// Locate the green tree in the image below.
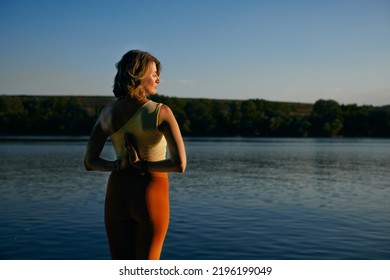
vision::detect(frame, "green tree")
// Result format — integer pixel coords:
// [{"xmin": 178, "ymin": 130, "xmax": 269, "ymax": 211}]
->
[
  {"xmin": 309, "ymin": 99, "xmax": 343, "ymax": 137},
  {"xmin": 368, "ymin": 107, "xmax": 390, "ymax": 137},
  {"xmin": 185, "ymin": 99, "xmax": 213, "ymax": 135},
  {"xmin": 241, "ymin": 100, "xmax": 258, "ymax": 136},
  {"xmin": 341, "ymin": 104, "xmax": 371, "ymax": 137},
  {"xmin": 0, "ymin": 96, "xmax": 27, "ymax": 134},
  {"xmin": 211, "ymin": 101, "xmax": 233, "ymax": 136}
]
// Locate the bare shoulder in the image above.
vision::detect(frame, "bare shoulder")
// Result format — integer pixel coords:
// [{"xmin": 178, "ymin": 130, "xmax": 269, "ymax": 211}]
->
[
  {"xmin": 158, "ymin": 104, "xmax": 174, "ymax": 120},
  {"xmin": 158, "ymin": 103, "xmax": 179, "ymax": 132},
  {"xmin": 98, "ymin": 101, "xmax": 117, "ymax": 134}
]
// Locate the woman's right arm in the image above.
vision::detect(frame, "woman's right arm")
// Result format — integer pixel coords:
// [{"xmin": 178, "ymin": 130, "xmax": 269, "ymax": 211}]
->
[
  {"xmin": 84, "ymin": 119, "xmax": 118, "ymax": 172},
  {"xmin": 84, "ymin": 104, "xmax": 131, "ymax": 172}
]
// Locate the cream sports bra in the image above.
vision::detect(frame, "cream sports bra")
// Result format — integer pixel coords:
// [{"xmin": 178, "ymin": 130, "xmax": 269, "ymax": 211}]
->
[{"xmin": 110, "ymin": 100, "xmax": 167, "ymax": 161}]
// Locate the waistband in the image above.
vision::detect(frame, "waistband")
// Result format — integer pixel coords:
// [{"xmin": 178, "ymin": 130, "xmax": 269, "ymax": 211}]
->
[{"xmin": 112, "ymin": 166, "xmax": 168, "ymax": 179}]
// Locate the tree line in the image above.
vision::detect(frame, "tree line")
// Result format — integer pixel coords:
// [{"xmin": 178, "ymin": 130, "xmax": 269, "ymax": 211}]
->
[{"xmin": 0, "ymin": 95, "xmax": 389, "ymax": 137}]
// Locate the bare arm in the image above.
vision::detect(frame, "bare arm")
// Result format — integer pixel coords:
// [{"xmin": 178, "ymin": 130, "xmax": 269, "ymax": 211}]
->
[
  {"xmin": 84, "ymin": 119, "xmax": 117, "ymax": 172},
  {"xmin": 84, "ymin": 105, "xmax": 130, "ymax": 172}
]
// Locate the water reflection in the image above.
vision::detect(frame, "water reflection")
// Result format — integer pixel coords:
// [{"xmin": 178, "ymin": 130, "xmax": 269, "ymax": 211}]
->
[{"xmin": 0, "ymin": 138, "xmax": 389, "ymax": 259}]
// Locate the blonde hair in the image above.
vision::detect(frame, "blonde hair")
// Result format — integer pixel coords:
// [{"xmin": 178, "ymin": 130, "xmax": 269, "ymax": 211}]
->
[{"xmin": 113, "ymin": 50, "xmax": 161, "ymax": 99}]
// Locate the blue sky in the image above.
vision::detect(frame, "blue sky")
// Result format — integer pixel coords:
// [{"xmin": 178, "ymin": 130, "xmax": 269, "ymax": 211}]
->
[{"xmin": 0, "ymin": 0, "xmax": 389, "ymax": 105}]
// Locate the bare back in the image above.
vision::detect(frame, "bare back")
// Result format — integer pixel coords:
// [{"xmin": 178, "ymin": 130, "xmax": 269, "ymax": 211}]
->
[{"xmin": 99, "ymin": 97, "xmax": 150, "ymax": 136}]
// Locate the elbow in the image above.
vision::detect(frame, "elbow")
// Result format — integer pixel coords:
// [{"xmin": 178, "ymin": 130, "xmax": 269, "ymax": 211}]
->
[
  {"xmin": 172, "ymin": 158, "xmax": 186, "ymax": 173},
  {"xmin": 84, "ymin": 157, "xmax": 93, "ymax": 171},
  {"xmin": 177, "ymin": 160, "xmax": 186, "ymax": 173},
  {"xmin": 177, "ymin": 165, "xmax": 185, "ymax": 173},
  {"xmin": 171, "ymin": 153, "xmax": 186, "ymax": 173}
]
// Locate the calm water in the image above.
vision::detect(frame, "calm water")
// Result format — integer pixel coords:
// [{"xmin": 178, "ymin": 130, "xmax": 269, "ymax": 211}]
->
[{"xmin": 0, "ymin": 138, "xmax": 389, "ymax": 260}]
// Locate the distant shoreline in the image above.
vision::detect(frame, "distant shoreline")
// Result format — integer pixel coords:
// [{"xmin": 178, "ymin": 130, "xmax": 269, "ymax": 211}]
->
[
  {"xmin": 0, "ymin": 135, "xmax": 90, "ymax": 142},
  {"xmin": 1, "ymin": 95, "xmax": 389, "ymax": 138},
  {"xmin": 1, "ymin": 94, "xmax": 388, "ymax": 107},
  {"xmin": 1, "ymin": 135, "xmax": 389, "ymax": 143}
]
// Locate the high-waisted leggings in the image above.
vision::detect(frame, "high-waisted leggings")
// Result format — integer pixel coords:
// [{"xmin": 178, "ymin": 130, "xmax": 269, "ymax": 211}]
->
[{"xmin": 104, "ymin": 169, "xmax": 169, "ymax": 260}]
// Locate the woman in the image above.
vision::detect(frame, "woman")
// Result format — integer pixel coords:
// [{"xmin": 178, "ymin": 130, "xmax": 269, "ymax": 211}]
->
[{"xmin": 84, "ymin": 50, "xmax": 186, "ymax": 260}]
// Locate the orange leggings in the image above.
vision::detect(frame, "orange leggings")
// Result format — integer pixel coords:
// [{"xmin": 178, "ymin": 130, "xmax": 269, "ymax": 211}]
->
[{"xmin": 104, "ymin": 170, "xmax": 169, "ymax": 260}]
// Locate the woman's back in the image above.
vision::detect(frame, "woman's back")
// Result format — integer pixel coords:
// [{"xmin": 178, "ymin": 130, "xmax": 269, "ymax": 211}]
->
[{"xmin": 110, "ymin": 100, "xmax": 167, "ymax": 161}]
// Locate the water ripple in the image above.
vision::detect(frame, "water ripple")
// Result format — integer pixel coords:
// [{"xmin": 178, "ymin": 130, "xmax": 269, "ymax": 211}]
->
[{"xmin": 1, "ymin": 139, "xmax": 389, "ymax": 259}]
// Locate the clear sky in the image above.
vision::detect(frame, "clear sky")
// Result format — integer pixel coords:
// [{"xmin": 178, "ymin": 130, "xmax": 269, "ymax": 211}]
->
[{"xmin": 0, "ymin": 0, "xmax": 389, "ymax": 105}]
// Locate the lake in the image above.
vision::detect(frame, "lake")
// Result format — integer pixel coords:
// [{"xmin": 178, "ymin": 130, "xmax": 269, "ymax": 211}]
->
[{"xmin": 0, "ymin": 137, "xmax": 389, "ymax": 259}]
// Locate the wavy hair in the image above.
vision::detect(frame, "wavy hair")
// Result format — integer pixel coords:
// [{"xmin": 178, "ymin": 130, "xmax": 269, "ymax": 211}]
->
[{"xmin": 112, "ymin": 50, "xmax": 161, "ymax": 99}]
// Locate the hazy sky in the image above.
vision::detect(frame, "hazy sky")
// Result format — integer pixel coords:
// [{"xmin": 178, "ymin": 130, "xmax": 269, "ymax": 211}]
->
[{"xmin": 1, "ymin": 0, "xmax": 389, "ymax": 105}]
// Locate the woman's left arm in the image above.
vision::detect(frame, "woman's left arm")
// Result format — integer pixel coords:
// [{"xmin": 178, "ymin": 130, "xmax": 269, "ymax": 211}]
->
[{"xmin": 158, "ymin": 104, "xmax": 187, "ymax": 173}]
